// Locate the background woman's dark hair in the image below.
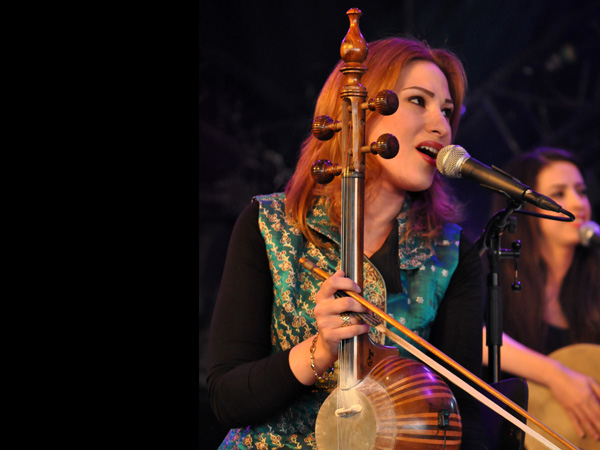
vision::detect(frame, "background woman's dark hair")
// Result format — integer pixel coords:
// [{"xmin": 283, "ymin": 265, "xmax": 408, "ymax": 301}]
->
[{"xmin": 494, "ymin": 147, "xmax": 600, "ymax": 353}]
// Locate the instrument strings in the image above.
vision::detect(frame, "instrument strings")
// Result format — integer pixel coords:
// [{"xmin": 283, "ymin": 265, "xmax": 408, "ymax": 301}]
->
[{"xmin": 337, "ymin": 339, "xmax": 355, "ymax": 448}]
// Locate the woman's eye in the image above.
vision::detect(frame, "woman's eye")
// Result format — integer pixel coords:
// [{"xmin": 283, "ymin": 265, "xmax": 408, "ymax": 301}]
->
[
  {"xmin": 408, "ymin": 96, "xmax": 425, "ymax": 107},
  {"xmin": 549, "ymin": 190, "xmax": 564, "ymax": 199},
  {"xmin": 442, "ymin": 108, "xmax": 453, "ymax": 118}
]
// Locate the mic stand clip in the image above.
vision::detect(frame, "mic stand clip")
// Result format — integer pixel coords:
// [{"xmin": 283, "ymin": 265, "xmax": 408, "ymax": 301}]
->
[{"xmin": 478, "ymin": 201, "xmax": 524, "ymax": 383}]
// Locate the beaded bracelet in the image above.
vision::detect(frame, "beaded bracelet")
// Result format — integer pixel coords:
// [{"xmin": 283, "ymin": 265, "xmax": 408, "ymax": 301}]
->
[{"xmin": 309, "ymin": 332, "xmax": 329, "ymax": 381}]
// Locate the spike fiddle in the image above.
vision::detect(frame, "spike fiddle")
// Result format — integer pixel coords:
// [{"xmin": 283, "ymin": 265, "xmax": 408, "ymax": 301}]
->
[{"xmin": 308, "ymin": 8, "xmax": 579, "ymax": 450}]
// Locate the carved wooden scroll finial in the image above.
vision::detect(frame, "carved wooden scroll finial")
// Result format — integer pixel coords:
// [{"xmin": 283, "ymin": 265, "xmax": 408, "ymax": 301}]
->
[{"xmin": 340, "ymin": 8, "xmax": 367, "ymax": 64}]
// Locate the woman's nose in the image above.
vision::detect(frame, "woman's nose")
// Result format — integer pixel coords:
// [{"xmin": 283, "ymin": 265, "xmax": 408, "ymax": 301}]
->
[
  {"xmin": 566, "ymin": 188, "xmax": 589, "ymax": 212},
  {"xmin": 428, "ymin": 110, "xmax": 451, "ymax": 138}
]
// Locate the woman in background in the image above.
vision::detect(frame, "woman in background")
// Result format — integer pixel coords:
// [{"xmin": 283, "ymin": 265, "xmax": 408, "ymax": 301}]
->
[{"xmin": 483, "ymin": 147, "xmax": 600, "ymax": 442}]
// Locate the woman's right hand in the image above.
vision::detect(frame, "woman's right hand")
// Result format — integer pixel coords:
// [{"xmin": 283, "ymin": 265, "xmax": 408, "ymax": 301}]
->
[
  {"xmin": 288, "ymin": 270, "xmax": 370, "ymax": 386},
  {"xmin": 547, "ymin": 361, "xmax": 600, "ymax": 441},
  {"xmin": 312, "ymin": 270, "xmax": 371, "ymax": 363}
]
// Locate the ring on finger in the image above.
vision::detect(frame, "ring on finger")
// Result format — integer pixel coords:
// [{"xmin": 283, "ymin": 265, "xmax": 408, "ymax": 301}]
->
[{"xmin": 340, "ymin": 313, "xmax": 352, "ymax": 327}]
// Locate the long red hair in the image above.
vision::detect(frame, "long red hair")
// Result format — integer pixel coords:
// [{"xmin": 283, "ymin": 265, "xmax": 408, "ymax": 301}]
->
[{"xmin": 285, "ymin": 37, "xmax": 468, "ymax": 246}]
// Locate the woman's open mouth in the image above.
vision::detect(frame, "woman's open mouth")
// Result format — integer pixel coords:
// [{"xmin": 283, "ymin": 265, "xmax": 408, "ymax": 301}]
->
[{"xmin": 416, "ymin": 146, "xmax": 440, "ymax": 159}]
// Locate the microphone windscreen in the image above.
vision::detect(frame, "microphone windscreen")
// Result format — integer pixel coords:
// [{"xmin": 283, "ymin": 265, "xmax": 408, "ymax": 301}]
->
[
  {"xmin": 579, "ymin": 220, "xmax": 600, "ymax": 247},
  {"xmin": 437, "ymin": 145, "xmax": 468, "ymax": 178}
]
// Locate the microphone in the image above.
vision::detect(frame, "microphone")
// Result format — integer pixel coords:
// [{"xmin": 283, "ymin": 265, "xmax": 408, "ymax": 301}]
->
[
  {"xmin": 580, "ymin": 221, "xmax": 600, "ymax": 247},
  {"xmin": 436, "ymin": 145, "xmax": 563, "ymax": 213}
]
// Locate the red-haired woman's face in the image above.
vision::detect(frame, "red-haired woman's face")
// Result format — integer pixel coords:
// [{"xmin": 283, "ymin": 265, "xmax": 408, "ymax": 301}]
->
[
  {"xmin": 367, "ymin": 60, "xmax": 453, "ymax": 197},
  {"xmin": 536, "ymin": 161, "xmax": 591, "ymax": 247}
]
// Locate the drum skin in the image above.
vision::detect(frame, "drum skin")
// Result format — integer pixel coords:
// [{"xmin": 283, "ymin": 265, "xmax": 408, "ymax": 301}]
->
[
  {"xmin": 316, "ymin": 356, "xmax": 462, "ymax": 450},
  {"xmin": 525, "ymin": 344, "xmax": 600, "ymax": 450}
]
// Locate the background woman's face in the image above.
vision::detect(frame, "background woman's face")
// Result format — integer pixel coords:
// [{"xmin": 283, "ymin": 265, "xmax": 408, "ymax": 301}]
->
[{"xmin": 536, "ymin": 161, "xmax": 591, "ymax": 247}]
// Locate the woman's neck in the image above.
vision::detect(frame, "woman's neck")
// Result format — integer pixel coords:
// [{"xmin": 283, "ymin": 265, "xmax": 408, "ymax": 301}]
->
[
  {"xmin": 539, "ymin": 241, "xmax": 575, "ymax": 328},
  {"xmin": 539, "ymin": 241, "xmax": 575, "ymax": 283},
  {"xmin": 363, "ymin": 189, "xmax": 405, "ymax": 257}
]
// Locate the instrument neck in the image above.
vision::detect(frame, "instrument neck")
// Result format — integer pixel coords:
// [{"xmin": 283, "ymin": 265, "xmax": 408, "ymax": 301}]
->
[{"xmin": 339, "ymin": 170, "xmax": 366, "ymax": 389}]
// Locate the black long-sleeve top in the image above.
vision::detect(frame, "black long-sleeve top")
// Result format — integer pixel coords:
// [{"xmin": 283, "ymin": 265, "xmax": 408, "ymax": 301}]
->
[{"xmin": 207, "ymin": 200, "xmax": 489, "ymax": 448}]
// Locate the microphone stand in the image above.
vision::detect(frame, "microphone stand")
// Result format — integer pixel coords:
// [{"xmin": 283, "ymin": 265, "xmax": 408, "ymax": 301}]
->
[{"xmin": 477, "ymin": 201, "xmax": 523, "ymax": 382}]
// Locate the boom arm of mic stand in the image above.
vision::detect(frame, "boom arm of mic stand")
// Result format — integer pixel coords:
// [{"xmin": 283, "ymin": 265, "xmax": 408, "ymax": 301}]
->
[{"xmin": 477, "ymin": 203, "xmax": 523, "ymax": 382}]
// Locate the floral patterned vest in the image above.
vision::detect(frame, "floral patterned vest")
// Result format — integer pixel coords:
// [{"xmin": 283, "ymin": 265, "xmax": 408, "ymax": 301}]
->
[{"xmin": 219, "ymin": 192, "xmax": 461, "ymax": 449}]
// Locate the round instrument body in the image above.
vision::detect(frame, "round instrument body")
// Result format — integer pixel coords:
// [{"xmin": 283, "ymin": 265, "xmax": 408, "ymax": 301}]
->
[
  {"xmin": 525, "ymin": 344, "xmax": 600, "ymax": 450},
  {"xmin": 316, "ymin": 356, "xmax": 462, "ymax": 450}
]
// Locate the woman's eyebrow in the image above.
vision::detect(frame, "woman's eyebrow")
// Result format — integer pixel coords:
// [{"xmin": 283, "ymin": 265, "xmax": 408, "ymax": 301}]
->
[
  {"xmin": 546, "ymin": 181, "xmax": 586, "ymax": 190},
  {"xmin": 402, "ymin": 86, "xmax": 453, "ymax": 104}
]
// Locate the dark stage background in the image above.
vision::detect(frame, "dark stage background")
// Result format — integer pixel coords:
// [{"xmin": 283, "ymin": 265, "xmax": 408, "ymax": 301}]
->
[{"xmin": 199, "ymin": 1, "xmax": 600, "ymax": 447}]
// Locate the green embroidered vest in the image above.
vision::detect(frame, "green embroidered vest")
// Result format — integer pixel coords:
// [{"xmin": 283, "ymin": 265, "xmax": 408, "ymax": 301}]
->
[{"xmin": 219, "ymin": 192, "xmax": 461, "ymax": 449}]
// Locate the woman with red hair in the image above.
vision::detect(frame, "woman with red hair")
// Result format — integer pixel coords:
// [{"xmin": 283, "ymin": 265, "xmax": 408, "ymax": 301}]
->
[{"xmin": 208, "ymin": 37, "xmax": 489, "ymax": 449}]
